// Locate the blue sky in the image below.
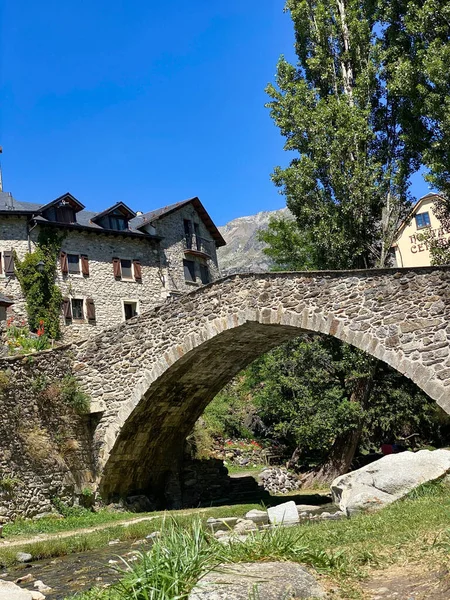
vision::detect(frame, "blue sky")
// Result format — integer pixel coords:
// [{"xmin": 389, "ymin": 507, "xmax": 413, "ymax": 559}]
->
[{"xmin": 0, "ymin": 1, "xmax": 431, "ymax": 226}]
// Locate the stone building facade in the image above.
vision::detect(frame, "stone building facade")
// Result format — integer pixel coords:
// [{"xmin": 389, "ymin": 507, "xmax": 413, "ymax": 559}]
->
[{"xmin": 0, "ymin": 191, "xmax": 225, "ymax": 340}]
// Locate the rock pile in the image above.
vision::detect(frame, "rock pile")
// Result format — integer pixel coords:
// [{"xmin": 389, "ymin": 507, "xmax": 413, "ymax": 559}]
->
[{"xmin": 258, "ymin": 467, "xmax": 301, "ymax": 494}]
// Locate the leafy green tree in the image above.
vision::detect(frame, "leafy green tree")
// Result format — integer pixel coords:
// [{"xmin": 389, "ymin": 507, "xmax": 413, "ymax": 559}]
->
[{"xmin": 265, "ymin": 0, "xmax": 424, "ymax": 270}]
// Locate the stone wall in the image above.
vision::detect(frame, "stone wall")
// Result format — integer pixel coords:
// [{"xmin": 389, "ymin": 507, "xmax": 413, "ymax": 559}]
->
[
  {"xmin": 0, "ymin": 348, "xmax": 95, "ymax": 520},
  {"xmin": 56, "ymin": 229, "xmax": 165, "ymax": 341},
  {"xmin": 156, "ymin": 203, "xmax": 220, "ymax": 294}
]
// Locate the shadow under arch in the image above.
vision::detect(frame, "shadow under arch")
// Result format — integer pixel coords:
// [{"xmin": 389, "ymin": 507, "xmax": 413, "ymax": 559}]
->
[{"xmin": 97, "ymin": 302, "xmax": 444, "ymax": 501}]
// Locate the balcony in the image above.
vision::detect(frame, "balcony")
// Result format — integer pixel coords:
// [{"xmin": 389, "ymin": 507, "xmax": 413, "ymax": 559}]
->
[{"xmin": 184, "ymin": 234, "xmax": 214, "ymax": 258}]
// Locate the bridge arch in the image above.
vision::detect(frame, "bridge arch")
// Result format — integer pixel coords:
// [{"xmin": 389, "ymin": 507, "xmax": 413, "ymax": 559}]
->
[{"xmin": 73, "ymin": 268, "xmax": 450, "ymax": 500}]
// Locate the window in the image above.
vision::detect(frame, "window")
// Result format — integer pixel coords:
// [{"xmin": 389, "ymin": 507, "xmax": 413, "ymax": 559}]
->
[
  {"xmin": 184, "ymin": 219, "xmax": 193, "ymax": 249},
  {"xmin": 120, "ymin": 259, "xmax": 133, "ymax": 279},
  {"xmin": 415, "ymin": 212, "xmax": 431, "ymax": 229},
  {"xmin": 123, "ymin": 301, "xmax": 138, "ymax": 321},
  {"xmin": 71, "ymin": 298, "xmax": 84, "ymax": 320},
  {"xmin": 55, "ymin": 205, "xmax": 75, "ymax": 223},
  {"xmin": 109, "ymin": 215, "xmax": 128, "ymax": 231},
  {"xmin": 183, "ymin": 259, "xmax": 196, "ymax": 282},
  {"xmin": 67, "ymin": 253, "xmax": 80, "ymax": 275},
  {"xmin": 200, "ymin": 264, "xmax": 210, "ymax": 284}
]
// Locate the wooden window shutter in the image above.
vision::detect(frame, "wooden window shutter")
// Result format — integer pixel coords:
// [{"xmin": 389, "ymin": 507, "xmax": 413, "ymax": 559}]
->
[
  {"xmin": 133, "ymin": 259, "xmax": 142, "ymax": 282},
  {"xmin": 62, "ymin": 297, "xmax": 72, "ymax": 319},
  {"xmin": 3, "ymin": 251, "xmax": 14, "ymax": 277},
  {"xmin": 0, "ymin": 252, "xmax": 3, "ymax": 276},
  {"xmin": 81, "ymin": 255, "xmax": 90, "ymax": 276},
  {"xmin": 112, "ymin": 257, "xmax": 121, "ymax": 279},
  {"xmin": 60, "ymin": 251, "xmax": 68, "ymax": 275},
  {"xmin": 86, "ymin": 298, "xmax": 96, "ymax": 322}
]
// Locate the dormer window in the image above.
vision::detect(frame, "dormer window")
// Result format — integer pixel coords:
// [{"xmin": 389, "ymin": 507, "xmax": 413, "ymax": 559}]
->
[
  {"xmin": 92, "ymin": 202, "xmax": 136, "ymax": 232},
  {"xmin": 55, "ymin": 202, "xmax": 75, "ymax": 224},
  {"xmin": 40, "ymin": 193, "xmax": 85, "ymax": 225},
  {"xmin": 108, "ymin": 212, "xmax": 128, "ymax": 231}
]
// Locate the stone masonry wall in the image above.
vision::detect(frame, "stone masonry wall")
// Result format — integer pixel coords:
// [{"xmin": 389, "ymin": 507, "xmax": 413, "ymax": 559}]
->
[
  {"xmin": 0, "ymin": 216, "xmax": 34, "ymax": 320},
  {"xmin": 56, "ymin": 229, "xmax": 165, "ymax": 341},
  {"xmin": 156, "ymin": 203, "xmax": 220, "ymax": 294},
  {"xmin": 0, "ymin": 348, "xmax": 95, "ymax": 519}
]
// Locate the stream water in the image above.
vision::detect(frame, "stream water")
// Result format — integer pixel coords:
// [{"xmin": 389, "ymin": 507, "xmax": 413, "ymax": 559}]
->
[{"xmin": 3, "ymin": 538, "xmax": 148, "ymax": 599}]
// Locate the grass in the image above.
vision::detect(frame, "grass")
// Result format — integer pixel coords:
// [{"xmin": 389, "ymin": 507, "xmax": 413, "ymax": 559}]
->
[
  {"xmin": 63, "ymin": 480, "xmax": 450, "ymax": 600},
  {"xmin": 0, "ymin": 504, "xmax": 260, "ymax": 567}
]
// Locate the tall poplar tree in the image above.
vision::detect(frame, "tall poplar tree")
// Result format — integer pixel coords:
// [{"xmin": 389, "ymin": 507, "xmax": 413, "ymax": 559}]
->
[
  {"xmin": 265, "ymin": 0, "xmax": 424, "ymax": 269},
  {"xmin": 261, "ymin": 0, "xmax": 430, "ymax": 482}
]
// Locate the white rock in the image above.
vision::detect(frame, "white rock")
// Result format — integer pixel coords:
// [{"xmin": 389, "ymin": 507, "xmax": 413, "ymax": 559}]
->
[
  {"xmin": 244, "ymin": 509, "xmax": 269, "ymax": 525},
  {"xmin": 33, "ymin": 581, "xmax": 51, "ymax": 594},
  {"xmin": 31, "ymin": 593, "xmax": 46, "ymax": 600},
  {"xmin": 233, "ymin": 519, "xmax": 257, "ymax": 534},
  {"xmin": 331, "ymin": 449, "xmax": 450, "ymax": 516},
  {"xmin": 0, "ymin": 579, "xmax": 33, "ymax": 600},
  {"xmin": 267, "ymin": 501, "xmax": 299, "ymax": 525}
]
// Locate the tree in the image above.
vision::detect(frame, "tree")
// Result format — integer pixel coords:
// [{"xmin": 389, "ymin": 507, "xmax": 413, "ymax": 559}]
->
[
  {"xmin": 259, "ymin": 0, "xmax": 438, "ymax": 482},
  {"xmin": 265, "ymin": 0, "xmax": 425, "ymax": 271}
]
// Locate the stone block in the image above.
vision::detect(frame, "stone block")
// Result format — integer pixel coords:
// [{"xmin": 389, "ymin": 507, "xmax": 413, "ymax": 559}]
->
[{"xmin": 267, "ymin": 501, "xmax": 299, "ymax": 525}]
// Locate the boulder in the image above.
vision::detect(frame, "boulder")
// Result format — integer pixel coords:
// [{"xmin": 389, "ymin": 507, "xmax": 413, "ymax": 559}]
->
[
  {"xmin": 332, "ymin": 449, "xmax": 450, "ymax": 516},
  {"xmin": 0, "ymin": 580, "xmax": 33, "ymax": 600},
  {"xmin": 244, "ymin": 509, "xmax": 269, "ymax": 525},
  {"xmin": 189, "ymin": 562, "xmax": 326, "ymax": 599},
  {"xmin": 233, "ymin": 519, "xmax": 257, "ymax": 535},
  {"xmin": 206, "ymin": 517, "xmax": 238, "ymax": 533},
  {"xmin": 267, "ymin": 501, "xmax": 299, "ymax": 525},
  {"xmin": 16, "ymin": 553, "xmax": 32, "ymax": 564}
]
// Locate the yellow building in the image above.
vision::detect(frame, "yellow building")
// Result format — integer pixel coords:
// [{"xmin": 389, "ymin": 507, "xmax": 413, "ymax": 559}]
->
[{"xmin": 392, "ymin": 193, "xmax": 450, "ymax": 267}]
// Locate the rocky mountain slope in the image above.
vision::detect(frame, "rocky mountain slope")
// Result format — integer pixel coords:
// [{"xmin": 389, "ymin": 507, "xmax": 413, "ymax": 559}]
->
[{"xmin": 217, "ymin": 207, "xmax": 291, "ymax": 274}]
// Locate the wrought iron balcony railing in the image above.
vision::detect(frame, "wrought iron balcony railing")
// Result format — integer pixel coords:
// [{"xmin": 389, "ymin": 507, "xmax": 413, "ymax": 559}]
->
[{"xmin": 184, "ymin": 234, "xmax": 214, "ymax": 256}]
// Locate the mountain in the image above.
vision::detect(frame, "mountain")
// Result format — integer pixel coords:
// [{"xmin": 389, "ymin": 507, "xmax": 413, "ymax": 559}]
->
[{"xmin": 217, "ymin": 207, "xmax": 291, "ymax": 274}]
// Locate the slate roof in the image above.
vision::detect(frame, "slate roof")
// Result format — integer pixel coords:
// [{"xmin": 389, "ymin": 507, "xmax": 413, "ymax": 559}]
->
[{"xmin": 0, "ymin": 192, "xmax": 226, "ymax": 246}]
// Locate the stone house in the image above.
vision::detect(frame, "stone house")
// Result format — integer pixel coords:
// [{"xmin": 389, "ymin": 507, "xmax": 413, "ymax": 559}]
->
[{"xmin": 0, "ymin": 190, "xmax": 225, "ymax": 339}]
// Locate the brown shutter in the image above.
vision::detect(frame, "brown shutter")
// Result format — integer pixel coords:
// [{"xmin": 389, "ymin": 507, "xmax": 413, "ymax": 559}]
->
[
  {"xmin": 112, "ymin": 257, "xmax": 121, "ymax": 279},
  {"xmin": 3, "ymin": 251, "xmax": 14, "ymax": 276},
  {"xmin": 0, "ymin": 252, "xmax": 3, "ymax": 276},
  {"xmin": 86, "ymin": 298, "xmax": 96, "ymax": 322},
  {"xmin": 62, "ymin": 297, "xmax": 72, "ymax": 319},
  {"xmin": 133, "ymin": 259, "xmax": 142, "ymax": 282},
  {"xmin": 60, "ymin": 251, "xmax": 68, "ymax": 275},
  {"xmin": 81, "ymin": 255, "xmax": 89, "ymax": 276}
]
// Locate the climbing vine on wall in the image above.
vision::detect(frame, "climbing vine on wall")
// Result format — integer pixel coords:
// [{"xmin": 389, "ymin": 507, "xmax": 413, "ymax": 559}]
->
[{"xmin": 15, "ymin": 228, "xmax": 65, "ymax": 339}]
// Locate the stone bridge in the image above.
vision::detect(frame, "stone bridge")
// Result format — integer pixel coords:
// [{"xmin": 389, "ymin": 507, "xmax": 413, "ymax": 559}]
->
[{"xmin": 71, "ymin": 266, "xmax": 450, "ymax": 502}]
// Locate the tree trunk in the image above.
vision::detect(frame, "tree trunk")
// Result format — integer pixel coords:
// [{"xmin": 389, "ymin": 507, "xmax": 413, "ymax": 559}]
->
[{"xmin": 300, "ymin": 366, "xmax": 377, "ymax": 487}]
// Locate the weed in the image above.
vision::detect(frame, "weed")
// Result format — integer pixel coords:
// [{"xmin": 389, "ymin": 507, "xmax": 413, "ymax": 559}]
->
[
  {"xmin": 0, "ymin": 475, "xmax": 22, "ymax": 493},
  {"xmin": 60, "ymin": 375, "xmax": 90, "ymax": 414}
]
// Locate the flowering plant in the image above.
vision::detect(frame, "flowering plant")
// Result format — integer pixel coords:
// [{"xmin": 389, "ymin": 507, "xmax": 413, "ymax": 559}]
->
[{"xmin": 5, "ymin": 316, "xmax": 51, "ymax": 354}]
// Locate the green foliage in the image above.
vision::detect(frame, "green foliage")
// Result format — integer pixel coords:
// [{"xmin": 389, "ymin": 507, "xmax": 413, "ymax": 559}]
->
[
  {"xmin": 206, "ymin": 336, "xmax": 450, "ymax": 469},
  {"xmin": 5, "ymin": 321, "xmax": 51, "ymax": 354},
  {"xmin": 0, "ymin": 475, "xmax": 22, "ymax": 493},
  {"xmin": 203, "ymin": 378, "xmax": 256, "ymax": 439},
  {"xmin": 265, "ymin": 1, "xmax": 429, "ymax": 271},
  {"xmin": 52, "ymin": 497, "xmax": 93, "ymax": 518},
  {"xmin": 60, "ymin": 375, "xmax": 90, "ymax": 414},
  {"xmin": 15, "ymin": 228, "xmax": 65, "ymax": 339}
]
